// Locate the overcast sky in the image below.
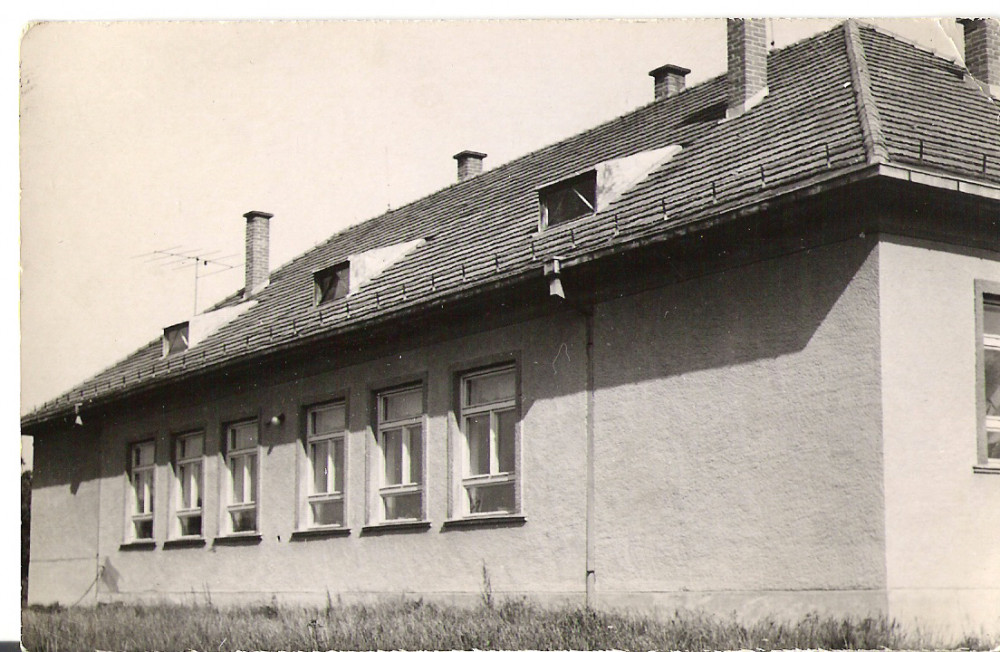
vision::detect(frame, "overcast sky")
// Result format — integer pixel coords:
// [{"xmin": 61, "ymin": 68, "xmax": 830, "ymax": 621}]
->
[{"xmin": 18, "ymin": 17, "xmax": 968, "ymax": 418}]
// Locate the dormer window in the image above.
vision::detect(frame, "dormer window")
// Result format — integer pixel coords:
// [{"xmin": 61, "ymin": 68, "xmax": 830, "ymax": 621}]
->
[
  {"xmin": 540, "ymin": 170, "xmax": 597, "ymax": 228},
  {"xmin": 315, "ymin": 262, "xmax": 350, "ymax": 305},
  {"xmin": 163, "ymin": 322, "xmax": 189, "ymax": 356}
]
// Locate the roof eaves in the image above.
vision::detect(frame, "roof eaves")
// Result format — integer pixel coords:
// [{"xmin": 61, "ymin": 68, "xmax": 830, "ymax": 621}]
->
[{"xmin": 844, "ymin": 19, "xmax": 890, "ymax": 165}]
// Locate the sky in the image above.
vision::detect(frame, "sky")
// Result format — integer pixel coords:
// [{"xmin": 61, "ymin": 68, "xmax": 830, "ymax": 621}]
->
[{"xmin": 6, "ymin": 4, "xmax": 992, "ymax": 642}]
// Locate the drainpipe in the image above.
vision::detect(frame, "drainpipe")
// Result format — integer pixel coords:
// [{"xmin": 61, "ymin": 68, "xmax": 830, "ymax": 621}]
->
[{"xmin": 544, "ymin": 258, "xmax": 596, "ymax": 608}]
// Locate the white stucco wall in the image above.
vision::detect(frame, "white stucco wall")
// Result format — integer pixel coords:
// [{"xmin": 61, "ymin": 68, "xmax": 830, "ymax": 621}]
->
[
  {"xmin": 592, "ymin": 237, "xmax": 887, "ymax": 620},
  {"xmin": 878, "ymin": 236, "xmax": 1000, "ymax": 636}
]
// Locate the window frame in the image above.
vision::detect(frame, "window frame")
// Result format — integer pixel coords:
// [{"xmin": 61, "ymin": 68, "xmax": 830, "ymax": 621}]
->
[
  {"xmin": 314, "ymin": 262, "xmax": 351, "ymax": 306},
  {"xmin": 163, "ymin": 322, "xmax": 190, "ymax": 356},
  {"xmin": 304, "ymin": 400, "xmax": 348, "ymax": 529},
  {"xmin": 976, "ymin": 280, "xmax": 1000, "ymax": 470},
  {"xmin": 126, "ymin": 439, "xmax": 156, "ymax": 542},
  {"xmin": 171, "ymin": 430, "xmax": 204, "ymax": 539},
  {"xmin": 373, "ymin": 384, "xmax": 426, "ymax": 523},
  {"xmin": 456, "ymin": 363, "xmax": 521, "ymax": 518},
  {"xmin": 223, "ymin": 419, "xmax": 260, "ymax": 534},
  {"xmin": 539, "ymin": 169, "xmax": 597, "ymax": 230}
]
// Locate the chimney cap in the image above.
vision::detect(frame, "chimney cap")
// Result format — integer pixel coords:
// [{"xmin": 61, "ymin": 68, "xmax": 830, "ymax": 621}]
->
[
  {"xmin": 648, "ymin": 64, "xmax": 691, "ymax": 78},
  {"xmin": 243, "ymin": 210, "xmax": 274, "ymax": 220},
  {"xmin": 453, "ymin": 150, "xmax": 487, "ymax": 161}
]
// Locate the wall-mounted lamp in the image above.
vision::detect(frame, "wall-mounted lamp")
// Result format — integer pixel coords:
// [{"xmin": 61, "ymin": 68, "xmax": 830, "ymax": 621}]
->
[
  {"xmin": 544, "ymin": 257, "xmax": 565, "ymax": 299},
  {"xmin": 269, "ymin": 413, "xmax": 285, "ymax": 427},
  {"xmin": 74, "ymin": 403, "xmax": 83, "ymax": 427}
]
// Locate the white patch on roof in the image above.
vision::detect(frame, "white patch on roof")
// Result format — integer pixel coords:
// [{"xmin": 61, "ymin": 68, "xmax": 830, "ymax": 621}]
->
[
  {"xmin": 594, "ymin": 145, "xmax": 683, "ymax": 211},
  {"xmin": 188, "ymin": 300, "xmax": 257, "ymax": 348},
  {"xmin": 348, "ymin": 238, "xmax": 426, "ymax": 293}
]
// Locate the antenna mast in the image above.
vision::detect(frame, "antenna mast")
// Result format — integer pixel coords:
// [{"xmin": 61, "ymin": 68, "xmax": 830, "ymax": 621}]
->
[{"xmin": 135, "ymin": 248, "xmax": 239, "ymax": 315}]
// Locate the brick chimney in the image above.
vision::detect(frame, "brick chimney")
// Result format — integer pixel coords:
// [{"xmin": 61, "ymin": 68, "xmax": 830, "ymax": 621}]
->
[
  {"xmin": 959, "ymin": 18, "xmax": 1000, "ymax": 96},
  {"xmin": 243, "ymin": 211, "xmax": 272, "ymax": 297},
  {"xmin": 453, "ymin": 150, "xmax": 487, "ymax": 182},
  {"xmin": 726, "ymin": 18, "xmax": 769, "ymax": 119},
  {"xmin": 648, "ymin": 64, "xmax": 691, "ymax": 100}
]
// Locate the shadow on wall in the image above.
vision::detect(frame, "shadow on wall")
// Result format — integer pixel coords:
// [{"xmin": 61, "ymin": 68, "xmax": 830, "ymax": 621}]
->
[{"xmin": 591, "ymin": 237, "xmax": 874, "ymax": 390}]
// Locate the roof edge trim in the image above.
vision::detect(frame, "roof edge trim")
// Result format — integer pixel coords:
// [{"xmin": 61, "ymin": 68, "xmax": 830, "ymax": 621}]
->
[
  {"xmin": 844, "ymin": 19, "xmax": 889, "ymax": 165},
  {"xmin": 877, "ymin": 163, "xmax": 1000, "ymax": 200}
]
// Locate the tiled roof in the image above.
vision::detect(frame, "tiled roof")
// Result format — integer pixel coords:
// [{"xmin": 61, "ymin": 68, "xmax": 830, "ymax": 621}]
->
[{"xmin": 22, "ymin": 21, "xmax": 1000, "ymax": 429}]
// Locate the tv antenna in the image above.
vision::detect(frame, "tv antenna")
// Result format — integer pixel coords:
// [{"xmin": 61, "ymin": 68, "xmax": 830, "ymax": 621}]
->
[{"xmin": 134, "ymin": 247, "xmax": 240, "ymax": 315}]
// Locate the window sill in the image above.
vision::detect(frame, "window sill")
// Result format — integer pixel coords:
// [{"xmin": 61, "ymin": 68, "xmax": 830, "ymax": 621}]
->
[
  {"xmin": 213, "ymin": 533, "xmax": 262, "ymax": 546},
  {"xmin": 973, "ymin": 464, "xmax": 1000, "ymax": 475},
  {"xmin": 360, "ymin": 520, "xmax": 431, "ymax": 536},
  {"xmin": 442, "ymin": 514, "xmax": 526, "ymax": 530},
  {"xmin": 119, "ymin": 541, "xmax": 156, "ymax": 551},
  {"xmin": 290, "ymin": 527, "xmax": 351, "ymax": 541},
  {"xmin": 163, "ymin": 537, "xmax": 206, "ymax": 549}
]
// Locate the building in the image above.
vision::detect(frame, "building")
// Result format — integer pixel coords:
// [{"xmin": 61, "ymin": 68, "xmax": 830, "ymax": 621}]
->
[{"xmin": 21, "ymin": 19, "xmax": 1000, "ymax": 634}]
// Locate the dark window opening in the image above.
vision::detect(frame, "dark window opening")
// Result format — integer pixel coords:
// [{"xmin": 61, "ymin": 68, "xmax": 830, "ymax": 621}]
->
[
  {"xmin": 163, "ymin": 323, "xmax": 189, "ymax": 356},
  {"xmin": 540, "ymin": 170, "xmax": 597, "ymax": 228},
  {"xmin": 315, "ymin": 263, "xmax": 350, "ymax": 305},
  {"xmin": 682, "ymin": 101, "xmax": 727, "ymax": 125}
]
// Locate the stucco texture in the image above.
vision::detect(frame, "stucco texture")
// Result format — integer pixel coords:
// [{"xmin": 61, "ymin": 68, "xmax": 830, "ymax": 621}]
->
[
  {"xmin": 592, "ymin": 237, "xmax": 887, "ymax": 619},
  {"xmin": 878, "ymin": 236, "xmax": 1000, "ymax": 635}
]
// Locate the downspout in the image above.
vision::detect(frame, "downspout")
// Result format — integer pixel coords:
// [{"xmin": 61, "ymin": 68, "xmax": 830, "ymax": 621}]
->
[{"xmin": 544, "ymin": 258, "xmax": 596, "ymax": 608}]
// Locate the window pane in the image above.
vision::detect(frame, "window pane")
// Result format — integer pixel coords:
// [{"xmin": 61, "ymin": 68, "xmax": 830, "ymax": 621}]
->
[
  {"xmin": 467, "ymin": 481, "xmax": 515, "ymax": 514},
  {"xmin": 985, "ymin": 302, "xmax": 1000, "ymax": 335},
  {"xmin": 383, "ymin": 492, "xmax": 421, "ymax": 520},
  {"xmin": 231, "ymin": 509, "xmax": 256, "ymax": 533},
  {"xmin": 332, "ymin": 438, "xmax": 344, "ymax": 493},
  {"xmin": 179, "ymin": 514, "xmax": 202, "ymax": 537},
  {"xmin": 985, "ymin": 348, "xmax": 1000, "ymax": 418},
  {"xmin": 543, "ymin": 174, "xmax": 596, "ymax": 227},
  {"xmin": 180, "ymin": 462, "xmax": 201, "ymax": 509},
  {"xmin": 497, "ymin": 409, "xmax": 516, "ymax": 474},
  {"xmin": 383, "ymin": 388, "xmax": 422, "ymax": 421},
  {"xmin": 134, "ymin": 442, "xmax": 154, "ymax": 467},
  {"xmin": 248, "ymin": 455, "xmax": 257, "ymax": 503},
  {"xmin": 179, "ymin": 434, "xmax": 203, "ymax": 459},
  {"xmin": 230, "ymin": 423, "xmax": 257, "ymax": 451},
  {"xmin": 135, "ymin": 469, "xmax": 153, "ymax": 514},
  {"xmin": 467, "ymin": 415, "xmax": 490, "ymax": 475},
  {"xmin": 311, "ymin": 499, "xmax": 343, "ymax": 527},
  {"xmin": 466, "ymin": 370, "xmax": 515, "ymax": 406},
  {"xmin": 384, "ymin": 429, "xmax": 402, "ymax": 485},
  {"xmin": 408, "ymin": 426, "xmax": 422, "ymax": 484},
  {"xmin": 311, "ymin": 404, "xmax": 345, "ymax": 434},
  {"xmin": 134, "ymin": 518, "xmax": 153, "ymax": 540},
  {"xmin": 311, "ymin": 440, "xmax": 330, "ymax": 494},
  {"xmin": 989, "ymin": 430, "xmax": 1000, "ymax": 460},
  {"xmin": 231, "ymin": 457, "xmax": 245, "ymax": 503}
]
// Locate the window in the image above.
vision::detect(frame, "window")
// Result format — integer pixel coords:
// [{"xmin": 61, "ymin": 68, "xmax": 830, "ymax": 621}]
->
[
  {"xmin": 540, "ymin": 170, "xmax": 596, "ymax": 228},
  {"xmin": 225, "ymin": 421, "xmax": 258, "ymax": 533},
  {"xmin": 306, "ymin": 402, "xmax": 347, "ymax": 527},
  {"xmin": 128, "ymin": 441, "xmax": 155, "ymax": 541},
  {"xmin": 459, "ymin": 366, "xmax": 518, "ymax": 515},
  {"xmin": 982, "ymin": 294, "xmax": 1000, "ymax": 463},
  {"xmin": 315, "ymin": 262, "xmax": 350, "ymax": 305},
  {"xmin": 173, "ymin": 432, "xmax": 203, "ymax": 537},
  {"xmin": 163, "ymin": 322, "xmax": 189, "ymax": 356},
  {"xmin": 376, "ymin": 386, "xmax": 424, "ymax": 521}
]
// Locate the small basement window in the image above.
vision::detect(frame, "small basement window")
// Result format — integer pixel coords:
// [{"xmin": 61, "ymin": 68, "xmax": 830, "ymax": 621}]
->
[
  {"xmin": 540, "ymin": 170, "xmax": 596, "ymax": 228},
  {"xmin": 163, "ymin": 322, "xmax": 189, "ymax": 356},
  {"xmin": 315, "ymin": 262, "xmax": 350, "ymax": 305}
]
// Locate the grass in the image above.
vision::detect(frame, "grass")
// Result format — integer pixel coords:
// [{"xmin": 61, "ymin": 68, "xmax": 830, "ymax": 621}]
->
[{"xmin": 21, "ymin": 597, "xmax": 999, "ymax": 651}]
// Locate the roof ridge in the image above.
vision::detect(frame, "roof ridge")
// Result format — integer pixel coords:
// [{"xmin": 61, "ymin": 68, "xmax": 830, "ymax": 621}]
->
[{"xmin": 843, "ymin": 19, "xmax": 889, "ymax": 165}]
